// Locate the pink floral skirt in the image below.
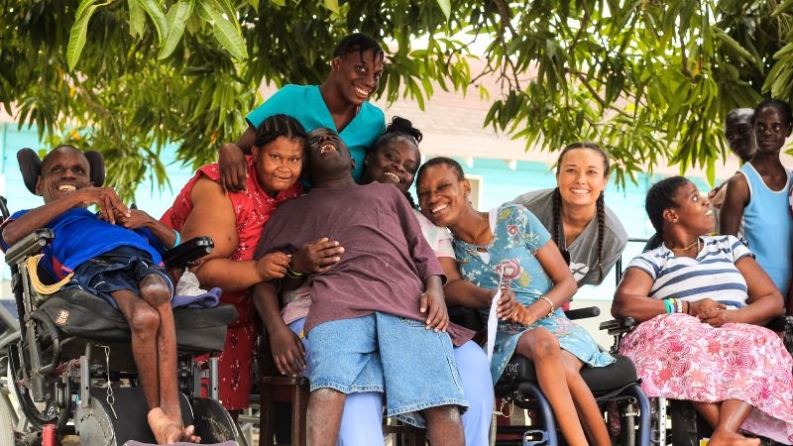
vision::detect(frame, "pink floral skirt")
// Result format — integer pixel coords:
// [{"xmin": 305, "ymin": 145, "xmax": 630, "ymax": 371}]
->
[{"xmin": 620, "ymin": 313, "xmax": 793, "ymax": 444}]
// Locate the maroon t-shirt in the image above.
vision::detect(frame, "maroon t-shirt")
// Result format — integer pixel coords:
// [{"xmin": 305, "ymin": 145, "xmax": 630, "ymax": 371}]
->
[{"xmin": 256, "ymin": 182, "xmax": 473, "ymax": 345}]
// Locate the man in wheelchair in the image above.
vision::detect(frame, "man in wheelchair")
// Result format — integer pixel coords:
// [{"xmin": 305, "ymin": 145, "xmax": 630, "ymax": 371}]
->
[{"xmin": 1, "ymin": 145, "xmax": 198, "ymax": 444}]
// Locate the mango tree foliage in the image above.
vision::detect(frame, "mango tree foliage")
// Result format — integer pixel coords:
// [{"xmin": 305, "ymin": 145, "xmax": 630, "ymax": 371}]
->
[{"xmin": 1, "ymin": 0, "xmax": 792, "ymax": 199}]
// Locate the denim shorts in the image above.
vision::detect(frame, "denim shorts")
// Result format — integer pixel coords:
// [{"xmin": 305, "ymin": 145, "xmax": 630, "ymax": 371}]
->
[
  {"xmin": 307, "ymin": 312, "xmax": 468, "ymax": 427},
  {"xmin": 67, "ymin": 246, "xmax": 173, "ymax": 309}
]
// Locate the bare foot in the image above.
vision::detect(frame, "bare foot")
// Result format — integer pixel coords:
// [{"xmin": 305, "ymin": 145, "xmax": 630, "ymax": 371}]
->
[
  {"xmin": 707, "ymin": 429, "xmax": 761, "ymax": 446},
  {"xmin": 181, "ymin": 424, "xmax": 201, "ymax": 444},
  {"xmin": 148, "ymin": 408, "xmax": 200, "ymax": 444}
]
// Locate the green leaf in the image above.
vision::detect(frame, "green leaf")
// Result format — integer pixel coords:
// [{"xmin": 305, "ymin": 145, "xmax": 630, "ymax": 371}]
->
[
  {"xmin": 159, "ymin": 0, "xmax": 195, "ymax": 59},
  {"xmin": 67, "ymin": 0, "xmax": 104, "ymax": 70},
  {"xmin": 207, "ymin": 0, "xmax": 242, "ymax": 33},
  {"xmin": 436, "ymin": 0, "xmax": 451, "ymax": 20},
  {"xmin": 128, "ymin": 0, "xmax": 146, "ymax": 38},
  {"xmin": 713, "ymin": 27, "xmax": 754, "ymax": 62},
  {"xmin": 195, "ymin": 0, "xmax": 213, "ymax": 21},
  {"xmin": 323, "ymin": 0, "xmax": 340, "ymax": 14},
  {"xmin": 210, "ymin": 16, "xmax": 247, "ymax": 60},
  {"xmin": 771, "ymin": 0, "xmax": 793, "ymax": 17},
  {"xmin": 137, "ymin": 0, "xmax": 169, "ymax": 43}
]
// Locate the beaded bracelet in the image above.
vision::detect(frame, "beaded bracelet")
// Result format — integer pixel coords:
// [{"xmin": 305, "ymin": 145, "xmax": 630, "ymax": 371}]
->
[{"xmin": 675, "ymin": 299, "xmax": 684, "ymax": 314}]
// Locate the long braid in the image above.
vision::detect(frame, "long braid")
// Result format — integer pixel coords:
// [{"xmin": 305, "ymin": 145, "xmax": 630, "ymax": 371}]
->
[
  {"xmin": 552, "ymin": 187, "xmax": 563, "ymax": 249},
  {"xmin": 595, "ymin": 191, "xmax": 606, "ymax": 283}
]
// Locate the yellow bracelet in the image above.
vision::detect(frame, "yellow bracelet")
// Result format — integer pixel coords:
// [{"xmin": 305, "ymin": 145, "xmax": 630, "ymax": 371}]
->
[{"xmin": 541, "ymin": 296, "xmax": 554, "ymax": 318}]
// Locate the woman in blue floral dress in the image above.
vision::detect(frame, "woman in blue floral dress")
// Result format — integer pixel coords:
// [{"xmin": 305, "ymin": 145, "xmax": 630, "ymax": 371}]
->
[{"xmin": 416, "ymin": 157, "xmax": 615, "ymax": 446}]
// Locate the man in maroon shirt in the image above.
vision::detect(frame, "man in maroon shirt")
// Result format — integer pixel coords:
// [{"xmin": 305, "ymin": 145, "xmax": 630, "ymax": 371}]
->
[{"xmin": 255, "ymin": 128, "xmax": 470, "ymax": 446}]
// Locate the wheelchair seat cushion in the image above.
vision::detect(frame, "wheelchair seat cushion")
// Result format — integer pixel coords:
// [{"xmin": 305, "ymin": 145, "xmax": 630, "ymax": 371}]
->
[
  {"xmin": 495, "ymin": 353, "xmax": 638, "ymax": 397},
  {"xmin": 34, "ymin": 288, "xmax": 237, "ymax": 352}
]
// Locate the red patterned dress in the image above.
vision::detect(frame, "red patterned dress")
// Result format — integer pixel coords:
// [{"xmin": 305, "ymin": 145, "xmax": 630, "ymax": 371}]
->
[{"xmin": 161, "ymin": 156, "xmax": 301, "ymax": 410}]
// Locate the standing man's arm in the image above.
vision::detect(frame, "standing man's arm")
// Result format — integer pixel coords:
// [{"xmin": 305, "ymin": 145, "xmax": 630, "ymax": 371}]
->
[{"xmin": 719, "ymin": 173, "xmax": 750, "ymax": 236}]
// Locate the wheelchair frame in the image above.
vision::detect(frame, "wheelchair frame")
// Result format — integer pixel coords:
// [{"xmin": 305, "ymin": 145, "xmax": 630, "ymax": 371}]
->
[{"xmin": 0, "ymin": 196, "xmax": 244, "ymax": 446}]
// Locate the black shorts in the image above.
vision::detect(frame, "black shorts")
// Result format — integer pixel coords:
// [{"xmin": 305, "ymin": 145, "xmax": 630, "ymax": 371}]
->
[{"xmin": 67, "ymin": 246, "xmax": 173, "ymax": 309}]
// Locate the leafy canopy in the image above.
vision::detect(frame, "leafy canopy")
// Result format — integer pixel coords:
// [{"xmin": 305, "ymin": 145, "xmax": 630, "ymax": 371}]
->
[{"xmin": 2, "ymin": 0, "xmax": 791, "ymax": 198}]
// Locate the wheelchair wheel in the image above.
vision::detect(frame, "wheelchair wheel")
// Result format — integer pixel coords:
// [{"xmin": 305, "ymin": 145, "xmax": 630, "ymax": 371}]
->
[{"xmin": 7, "ymin": 344, "xmax": 67, "ymax": 430}]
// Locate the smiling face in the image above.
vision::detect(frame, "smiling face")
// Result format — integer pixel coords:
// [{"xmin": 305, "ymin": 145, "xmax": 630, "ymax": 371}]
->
[
  {"xmin": 416, "ymin": 163, "xmax": 470, "ymax": 227},
  {"xmin": 361, "ymin": 138, "xmax": 420, "ymax": 194},
  {"xmin": 35, "ymin": 146, "xmax": 91, "ymax": 203},
  {"xmin": 252, "ymin": 136, "xmax": 303, "ymax": 196},
  {"xmin": 665, "ymin": 181, "xmax": 714, "ymax": 235},
  {"xmin": 754, "ymin": 104, "xmax": 792, "ymax": 155},
  {"xmin": 555, "ymin": 147, "xmax": 609, "ymax": 209},
  {"xmin": 331, "ymin": 49, "xmax": 384, "ymax": 107}
]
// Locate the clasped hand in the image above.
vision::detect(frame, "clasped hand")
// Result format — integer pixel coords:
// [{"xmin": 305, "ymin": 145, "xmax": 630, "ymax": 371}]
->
[
  {"xmin": 689, "ymin": 298, "xmax": 730, "ymax": 327},
  {"xmin": 86, "ymin": 187, "xmax": 130, "ymax": 224}
]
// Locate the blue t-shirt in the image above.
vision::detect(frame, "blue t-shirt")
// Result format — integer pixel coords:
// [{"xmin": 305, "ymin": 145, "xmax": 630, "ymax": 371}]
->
[
  {"xmin": 1, "ymin": 208, "xmax": 165, "ymax": 280},
  {"xmin": 246, "ymin": 84, "xmax": 385, "ymax": 182}
]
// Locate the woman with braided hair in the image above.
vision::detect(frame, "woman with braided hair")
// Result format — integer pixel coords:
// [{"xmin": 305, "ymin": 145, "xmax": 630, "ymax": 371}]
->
[
  {"xmin": 509, "ymin": 143, "xmax": 627, "ymax": 302},
  {"xmin": 416, "ymin": 157, "xmax": 615, "ymax": 446}
]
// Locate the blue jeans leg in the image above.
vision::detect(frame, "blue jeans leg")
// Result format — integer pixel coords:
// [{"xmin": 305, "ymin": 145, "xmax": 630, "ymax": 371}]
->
[
  {"xmin": 289, "ymin": 317, "xmax": 385, "ymax": 446},
  {"xmin": 455, "ymin": 341, "xmax": 495, "ymax": 446}
]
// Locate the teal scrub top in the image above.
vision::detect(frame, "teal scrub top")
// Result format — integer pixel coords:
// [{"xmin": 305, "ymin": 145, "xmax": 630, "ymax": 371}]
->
[{"xmin": 246, "ymin": 84, "xmax": 386, "ymax": 182}]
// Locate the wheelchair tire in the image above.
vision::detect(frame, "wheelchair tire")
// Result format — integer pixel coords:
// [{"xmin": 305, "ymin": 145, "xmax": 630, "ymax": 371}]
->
[{"xmin": 0, "ymin": 388, "xmax": 14, "ymax": 446}]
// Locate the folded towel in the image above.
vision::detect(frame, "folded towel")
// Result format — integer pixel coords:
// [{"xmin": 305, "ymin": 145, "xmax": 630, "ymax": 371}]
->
[{"xmin": 172, "ymin": 270, "xmax": 221, "ymax": 308}]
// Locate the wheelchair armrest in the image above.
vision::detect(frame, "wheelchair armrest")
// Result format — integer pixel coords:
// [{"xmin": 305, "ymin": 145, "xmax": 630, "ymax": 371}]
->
[
  {"xmin": 564, "ymin": 306, "xmax": 600, "ymax": 320},
  {"xmin": 598, "ymin": 317, "xmax": 637, "ymax": 336},
  {"xmin": 5, "ymin": 229, "xmax": 54, "ymax": 265},
  {"xmin": 448, "ymin": 305, "xmax": 483, "ymax": 331},
  {"xmin": 162, "ymin": 236, "xmax": 214, "ymax": 270},
  {"xmin": 766, "ymin": 315, "xmax": 793, "ymax": 332}
]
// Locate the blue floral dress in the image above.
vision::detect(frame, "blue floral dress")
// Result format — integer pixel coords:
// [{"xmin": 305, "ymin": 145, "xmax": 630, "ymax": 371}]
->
[{"xmin": 454, "ymin": 205, "xmax": 614, "ymax": 383}]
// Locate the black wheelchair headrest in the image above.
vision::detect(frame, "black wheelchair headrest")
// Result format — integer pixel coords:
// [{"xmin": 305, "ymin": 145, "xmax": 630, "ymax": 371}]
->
[{"xmin": 18, "ymin": 147, "xmax": 106, "ymax": 195}]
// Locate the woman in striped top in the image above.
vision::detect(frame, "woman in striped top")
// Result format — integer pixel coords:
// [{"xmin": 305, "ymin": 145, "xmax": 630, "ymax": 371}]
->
[{"xmin": 612, "ymin": 176, "xmax": 793, "ymax": 446}]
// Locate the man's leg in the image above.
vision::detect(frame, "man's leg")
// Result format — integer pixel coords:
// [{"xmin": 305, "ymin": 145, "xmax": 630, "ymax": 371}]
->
[
  {"xmin": 304, "ymin": 316, "xmax": 384, "ymax": 446},
  {"xmin": 424, "ymin": 406, "xmax": 464, "ymax": 446},
  {"xmin": 137, "ymin": 273, "xmax": 199, "ymax": 443},
  {"xmin": 289, "ymin": 318, "xmax": 385, "ymax": 446},
  {"xmin": 307, "ymin": 388, "xmax": 346, "ymax": 446},
  {"xmin": 112, "ymin": 289, "xmax": 162, "ymax": 410},
  {"xmin": 113, "ymin": 288, "xmax": 185, "ymax": 444},
  {"xmin": 374, "ymin": 313, "xmax": 466, "ymax": 444}
]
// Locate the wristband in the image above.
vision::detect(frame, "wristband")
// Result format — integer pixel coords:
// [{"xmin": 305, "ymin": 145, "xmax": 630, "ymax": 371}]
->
[
  {"xmin": 286, "ymin": 264, "xmax": 304, "ymax": 279},
  {"xmin": 664, "ymin": 299, "xmax": 673, "ymax": 314},
  {"xmin": 173, "ymin": 230, "xmax": 181, "ymax": 247}
]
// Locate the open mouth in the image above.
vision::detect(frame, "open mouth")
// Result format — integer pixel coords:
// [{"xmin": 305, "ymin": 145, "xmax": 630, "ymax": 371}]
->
[
  {"xmin": 354, "ymin": 85, "xmax": 371, "ymax": 98},
  {"xmin": 570, "ymin": 188, "xmax": 590, "ymax": 195},
  {"xmin": 58, "ymin": 184, "xmax": 77, "ymax": 192},
  {"xmin": 431, "ymin": 204, "xmax": 449, "ymax": 214},
  {"xmin": 383, "ymin": 172, "xmax": 401, "ymax": 183},
  {"xmin": 319, "ymin": 142, "xmax": 337, "ymax": 155}
]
